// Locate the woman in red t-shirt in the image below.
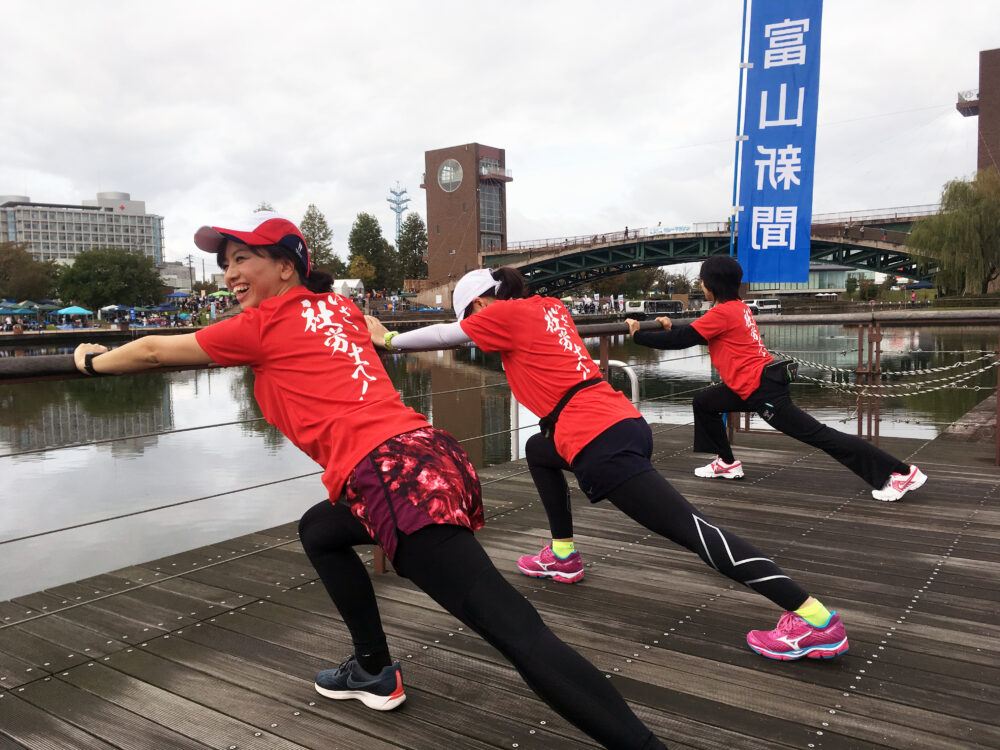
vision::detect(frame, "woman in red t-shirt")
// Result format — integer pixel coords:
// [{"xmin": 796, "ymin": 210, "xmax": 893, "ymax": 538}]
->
[
  {"xmin": 627, "ymin": 256, "xmax": 926, "ymax": 503},
  {"xmin": 73, "ymin": 215, "xmax": 665, "ymax": 750},
  {"xmin": 371, "ymin": 267, "xmax": 851, "ymax": 662}
]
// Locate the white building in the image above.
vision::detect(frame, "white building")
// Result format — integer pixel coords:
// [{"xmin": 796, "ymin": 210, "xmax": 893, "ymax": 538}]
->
[
  {"xmin": 158, "ymin": 261, "xmax": 193, "ymax": 293},
  {"xmin": 0, "ymin": 191, "xmax": 164, "ymax": 266}
]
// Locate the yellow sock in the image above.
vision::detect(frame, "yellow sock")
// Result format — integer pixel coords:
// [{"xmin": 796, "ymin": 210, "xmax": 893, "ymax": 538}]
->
[
  {"xmin": 551, "ymin": 539, "xmax": 576, "ymax": 558},
  {"xmin": 795, "ymin": 599, "xmax": 832, "ymax": 627}
]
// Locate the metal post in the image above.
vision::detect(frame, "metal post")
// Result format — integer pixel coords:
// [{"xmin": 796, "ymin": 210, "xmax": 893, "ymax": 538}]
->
[
  {"xmin": 856, "ymin": 325, "xmax": 864, "ymax": 437},
  {"xmin": 866, "ymin": 322, "xmax": 875, "ymax": 441},
  {"xmin": 872, "ymin": 322, "xmax": 882, "ymax": 446},
  {"xmin": 599, "ymin": 334, "xmax": 610, "ymax": 377}
]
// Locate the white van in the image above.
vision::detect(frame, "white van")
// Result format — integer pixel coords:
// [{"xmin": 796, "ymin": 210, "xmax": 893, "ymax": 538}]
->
[
  {"xmin": 624, "ymin": 299, "xmax": 685, "ymax": 316},
  {"xmin": 746, "ymin": 298, "xmax": 781, "ymax": 314}
]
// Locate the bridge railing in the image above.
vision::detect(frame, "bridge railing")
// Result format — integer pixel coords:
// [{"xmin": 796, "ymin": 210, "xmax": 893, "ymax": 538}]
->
[
  {"xmin": 499, "ymin": 206, "xmax": 939, "ymax": 256},
  {"xmin": 810, "ymin": 204, "xmax": 939, "ymax": 226}
]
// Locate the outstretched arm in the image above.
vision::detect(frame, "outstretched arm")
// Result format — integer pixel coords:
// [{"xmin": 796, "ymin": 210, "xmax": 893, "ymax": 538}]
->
[
  {"xmin": 74, "ymin": 333, "xmax": 214, "ymax": 376},
  {"xmin": 366, "ymin": 316, "xmax": 472, "ymax": 351},
  {"xmin": 628, "ymin": 317, "xmax": 707, "ymax": 350}
]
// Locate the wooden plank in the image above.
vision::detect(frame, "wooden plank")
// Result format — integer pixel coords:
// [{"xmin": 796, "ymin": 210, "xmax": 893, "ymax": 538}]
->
[
  {"xmin": 0, "ymin": 692, "xmax": 118, "ymax": 749},
  {"xmin": 61, "ymin": 658, "xmax": 313, "ymax": 750},
  {"xmin": 13, "ymin": 677, "xmax": 213, "ymax": 749}
]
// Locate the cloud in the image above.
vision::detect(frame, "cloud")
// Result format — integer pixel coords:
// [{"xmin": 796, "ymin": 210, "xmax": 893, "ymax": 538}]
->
[{"xmin": 1, "ymin": 0, "xmax": 995, "ymax": 268}]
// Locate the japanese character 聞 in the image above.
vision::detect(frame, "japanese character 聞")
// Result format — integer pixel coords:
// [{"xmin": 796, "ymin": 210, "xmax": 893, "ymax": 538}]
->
[{"xmin": 751, "ymin": 206, "xmax": 798, "ymax": 250}]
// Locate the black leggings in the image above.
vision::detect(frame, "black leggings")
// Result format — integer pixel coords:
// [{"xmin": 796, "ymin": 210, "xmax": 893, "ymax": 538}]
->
[
  {"xmin": 693, "ymin": 376, "xmax": 908, "ymax": 487},
  {"xmin": 299, "ymin": 501, "xmax": 666, "ymax": 750},
  {"xmin": 525, "ymin": 432, "xmax": 809, "ymax": 612}
]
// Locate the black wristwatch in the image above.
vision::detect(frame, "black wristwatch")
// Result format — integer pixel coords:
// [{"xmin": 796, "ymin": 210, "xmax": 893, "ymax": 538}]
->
[{"xmin": 83, "ymin": 352, "xmax": 102, "ymax": 376}]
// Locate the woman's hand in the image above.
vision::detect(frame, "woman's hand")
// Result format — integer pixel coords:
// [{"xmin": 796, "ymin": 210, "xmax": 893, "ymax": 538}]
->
[
  {"xmin": 654, "ymin": 316, "xmax": 673, "ymax": 331},
  {"xmin": 624, "ymin": 318, "xmax": 641, "ymax": 336},
  {"xmin": 74, "ymin": 343, "xmax": 109, "ymax": 374},
  {"xmin": 365, "ymin": 315, "xmax": 390, "ymax": 348}
]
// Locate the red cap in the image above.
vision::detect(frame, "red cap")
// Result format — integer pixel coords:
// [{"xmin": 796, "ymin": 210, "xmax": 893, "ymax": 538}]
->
[{"xmin": 194, "ymin": 211, "xmax": 310, "ymax": 276}]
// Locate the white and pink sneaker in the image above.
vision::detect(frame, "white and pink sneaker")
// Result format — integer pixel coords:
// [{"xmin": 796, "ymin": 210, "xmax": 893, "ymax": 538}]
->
[
  {"xmin": 872, "ymin": 465, "xmax": 927, "ymax": 502},
  {"xmin": 694, "ymin": 457, "xmax": 744, "ymax": 480}
]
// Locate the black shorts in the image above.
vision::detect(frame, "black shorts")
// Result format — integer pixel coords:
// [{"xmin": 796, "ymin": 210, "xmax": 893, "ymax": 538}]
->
[{"xmin": 570, "ymin": 418, "xmax": 656, "ymax": 502}]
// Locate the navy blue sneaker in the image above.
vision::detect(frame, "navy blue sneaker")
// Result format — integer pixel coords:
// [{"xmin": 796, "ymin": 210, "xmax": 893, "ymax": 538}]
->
[{"xmin": 315, "ymin": 655, "xmax": 406, "ymax": 710}]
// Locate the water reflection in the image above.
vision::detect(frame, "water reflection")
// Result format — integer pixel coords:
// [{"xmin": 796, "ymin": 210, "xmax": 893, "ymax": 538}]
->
[{"xmin": 0, "ymin": 324, "xmax": 995, "ymax": 600}]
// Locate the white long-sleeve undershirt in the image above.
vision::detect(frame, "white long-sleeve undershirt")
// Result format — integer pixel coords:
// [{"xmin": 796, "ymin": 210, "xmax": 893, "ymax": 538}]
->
[{"xmin": 390, "ymin": 322, "xmax": 473, "ymax": 351}]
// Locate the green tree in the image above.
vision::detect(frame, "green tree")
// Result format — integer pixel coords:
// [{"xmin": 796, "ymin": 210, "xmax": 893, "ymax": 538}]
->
[
  {"xmin": 907, "ymin": 169, "xmax": 1000, "ymax": 294},
  {"xmin": 348, "ymin": 213, "xmax": 396, "ymax": 291},
  {"xmin": 657, "ymin": 270, "xmax": 691, "ymax": 295},
  {"xmin": 348, "ymin": 255, "xmax": 377, "ymax": 288},
  {"xmin": 845, "ymin": 276, "xmax": 859, "ymax": 298},
  {"xmin": 192, "ymin": 279, "xmax": 218, "ymax": 295},
  {"xmin": 300, "ymin": 204, "xmax": 346, "ymax": 276},
  {"xmin": 255, "ymin": 201, "xmax": 274, "ymax": 212},
  {"xmin": 58, "ymin": 247, "xmax": 164, "ymax": 309},
  {"xmin": 0, "ymin": 242, "xmax": 61, "ymax": 300},
  {"xmin": 397, "ymin": 213, "xmax": 428, "ymax": 281}
]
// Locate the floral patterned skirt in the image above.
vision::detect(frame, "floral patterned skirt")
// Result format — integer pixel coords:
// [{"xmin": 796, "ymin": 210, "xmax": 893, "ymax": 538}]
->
[{"xmin": 344, "ymin": 426, "xmax": 484, "ymax": 562}]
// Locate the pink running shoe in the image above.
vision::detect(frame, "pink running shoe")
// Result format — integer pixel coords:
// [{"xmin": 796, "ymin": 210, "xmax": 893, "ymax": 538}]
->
[
  {"xmin": 694, "ymin": 457, "xmax": 744, "ymax": 479},
  {"xmin": 871, "ymin": 465, "xmax": 927, "ymax": 502},
  {"xmin": 517, "ymin": 544, "xmax": 584, "ymax": 583},
  {"xmin": 747, "ymin": 611, "xmax": 849, "ymax": 661}
]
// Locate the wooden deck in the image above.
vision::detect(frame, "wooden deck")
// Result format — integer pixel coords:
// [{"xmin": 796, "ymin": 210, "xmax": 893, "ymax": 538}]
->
[{"xmin": 1, "ymin": 424, "xmax": 998, "ymax": 749}]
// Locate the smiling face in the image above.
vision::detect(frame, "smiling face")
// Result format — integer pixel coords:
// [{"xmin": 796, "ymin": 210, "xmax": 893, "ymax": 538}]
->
[{"xmin": 221, "ymin": 240, "xmax": 297, "ymax": 308}]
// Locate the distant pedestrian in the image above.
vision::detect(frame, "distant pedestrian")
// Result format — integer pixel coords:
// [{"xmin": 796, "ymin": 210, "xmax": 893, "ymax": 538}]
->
[
  {"xmin": 880, "ymin": 228, "xmax": 887, "ymax": 241},
  {"xmin": 624, "ymin": 225, "xmax": 629, "ymax": 239},
  {"xmin": 859, "ymin": 225, "xmax": 865, "ymax": 238}
]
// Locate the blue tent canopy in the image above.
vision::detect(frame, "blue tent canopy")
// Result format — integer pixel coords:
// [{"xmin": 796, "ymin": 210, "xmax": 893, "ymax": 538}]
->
[
  {"xmin": 906, "ymin": 281, "xmax": 934, "ymax": 289},
  {"xmin": 166, "ymin": 292, "xmax": 190, "ymax": 298},
  {"xmin": 55, "ymin": 306, "xmax": 93, "ymax": 315}
]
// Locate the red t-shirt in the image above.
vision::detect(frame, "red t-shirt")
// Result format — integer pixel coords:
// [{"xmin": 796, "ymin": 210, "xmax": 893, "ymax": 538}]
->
[
  {"xmin": 195, "ymin": 288, "xmax": 428, "ymax": 499},
  {"xmin": 690, "ymin": 300, "xmax": 774, "ymax": 398},
  {"xmin": 460, "ymin": 296, "xmax": 641, "ymax": 463}
]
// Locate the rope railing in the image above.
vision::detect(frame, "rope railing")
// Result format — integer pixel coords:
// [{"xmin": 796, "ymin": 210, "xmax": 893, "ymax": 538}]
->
[{"xmin": 3, "ymin": 326, "xmax": 997, "ymax": 547}]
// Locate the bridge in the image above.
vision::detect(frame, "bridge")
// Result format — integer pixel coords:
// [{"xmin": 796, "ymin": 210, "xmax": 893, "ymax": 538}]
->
[{"xmin": 483, "ymin": 205, "xmax": 939, "ymax": 295}]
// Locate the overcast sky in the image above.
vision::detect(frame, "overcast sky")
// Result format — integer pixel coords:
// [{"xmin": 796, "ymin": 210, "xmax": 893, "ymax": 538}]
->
[{"xmin": 2, "ymin": 1, "xmax": 997, "ymax": 273}]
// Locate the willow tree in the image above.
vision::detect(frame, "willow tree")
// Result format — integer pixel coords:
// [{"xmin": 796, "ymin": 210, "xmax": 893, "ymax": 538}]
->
[{"xmin": 907, "ymin": 169, "xmax": 1000, "ymax": 294}]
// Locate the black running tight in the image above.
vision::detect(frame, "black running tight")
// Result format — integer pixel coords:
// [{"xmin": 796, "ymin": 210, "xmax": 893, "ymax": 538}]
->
[
  {"xmin": 525, "ymin": 430, "xmax": 809, "ymax": 611},
  {"xmin": 299, "ymin": 500, "xmax": 666, "ymax": 750},
  {"xmin": 606, "ymin": 471, "xmax": 809, "ymax": 611}
]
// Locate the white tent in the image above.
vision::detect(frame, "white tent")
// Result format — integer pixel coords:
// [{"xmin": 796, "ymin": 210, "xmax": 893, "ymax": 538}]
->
[{"xmin": 332, "ymin": 279, "xmax": 364, "ymax": 296}]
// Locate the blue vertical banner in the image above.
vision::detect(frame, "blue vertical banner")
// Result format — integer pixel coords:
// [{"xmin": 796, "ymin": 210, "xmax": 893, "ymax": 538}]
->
[{"xmin": 736, "ymin": 0, "xmax": 823, "ymax": 282}]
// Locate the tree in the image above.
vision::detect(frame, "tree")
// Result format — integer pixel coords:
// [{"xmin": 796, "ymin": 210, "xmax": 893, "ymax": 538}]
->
[
  {"xmin": 299, "ymin": 204, "xmax": 346, "ymax": 276},
  {"xmin": 907, "ymin": 169, "xmax": 1000, "ymax": 294},
  {"xmin": 0, "ymin": 242, "xmax": 61, "ymax": 300},
  {"xmin": 397, "ymin": 213, "xmax": 428, "ymax": 281},
  {"xmin": 348, "ymin": 213, "xmax": 396, "ymax": 291},
  {"xmin": 58, "ymin": 247, "xmax": 164, "ymax": 309},
  {"xmin": 348, "ymin": 255, "xmax": 377, "ymax": 288},
  {"xmin": 657, "ymin": 270, "xmax": 691, "ymax": 295},
  {"xmin": 192, "ymin": 279, "xmax": 218, "ymax": 295},
  {"xmin": 255, "ymin": 201, "xmax": 274, "ymax": 212},
  {"xmin": 845, "ymin": 276, "xmax": 859, "ymax": 298}
]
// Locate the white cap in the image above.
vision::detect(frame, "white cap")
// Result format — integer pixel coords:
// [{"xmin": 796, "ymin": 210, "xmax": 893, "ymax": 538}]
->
[{"xmin": 453, "ymin": 268, "xmax": 500, "ymax": 320}]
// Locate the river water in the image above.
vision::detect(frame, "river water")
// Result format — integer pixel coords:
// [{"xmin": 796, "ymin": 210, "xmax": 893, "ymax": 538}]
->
[{"xmin": 1, "ymin": 323, "xmax": 996, "ymax": 600}]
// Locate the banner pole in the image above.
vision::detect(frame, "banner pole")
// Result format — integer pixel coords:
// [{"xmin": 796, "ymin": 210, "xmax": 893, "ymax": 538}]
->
[{"xmin": 729, "ymin": 0, "xmax": 751, "ymax": 258}]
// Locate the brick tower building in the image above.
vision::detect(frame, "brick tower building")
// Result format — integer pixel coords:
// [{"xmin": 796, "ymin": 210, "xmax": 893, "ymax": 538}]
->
[{"xmin": 422, "ymin": 143, "xmax": 512, "ymax": 286}]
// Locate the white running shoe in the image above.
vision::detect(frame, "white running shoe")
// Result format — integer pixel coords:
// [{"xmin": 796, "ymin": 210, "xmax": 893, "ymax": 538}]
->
[
  {"xmin": 872, "ymin": 465, "xmax": 927, "ymax": 501},
  {"xmin": 694, "ymin": 457, "xmax": 744, "ymax": 479}
]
